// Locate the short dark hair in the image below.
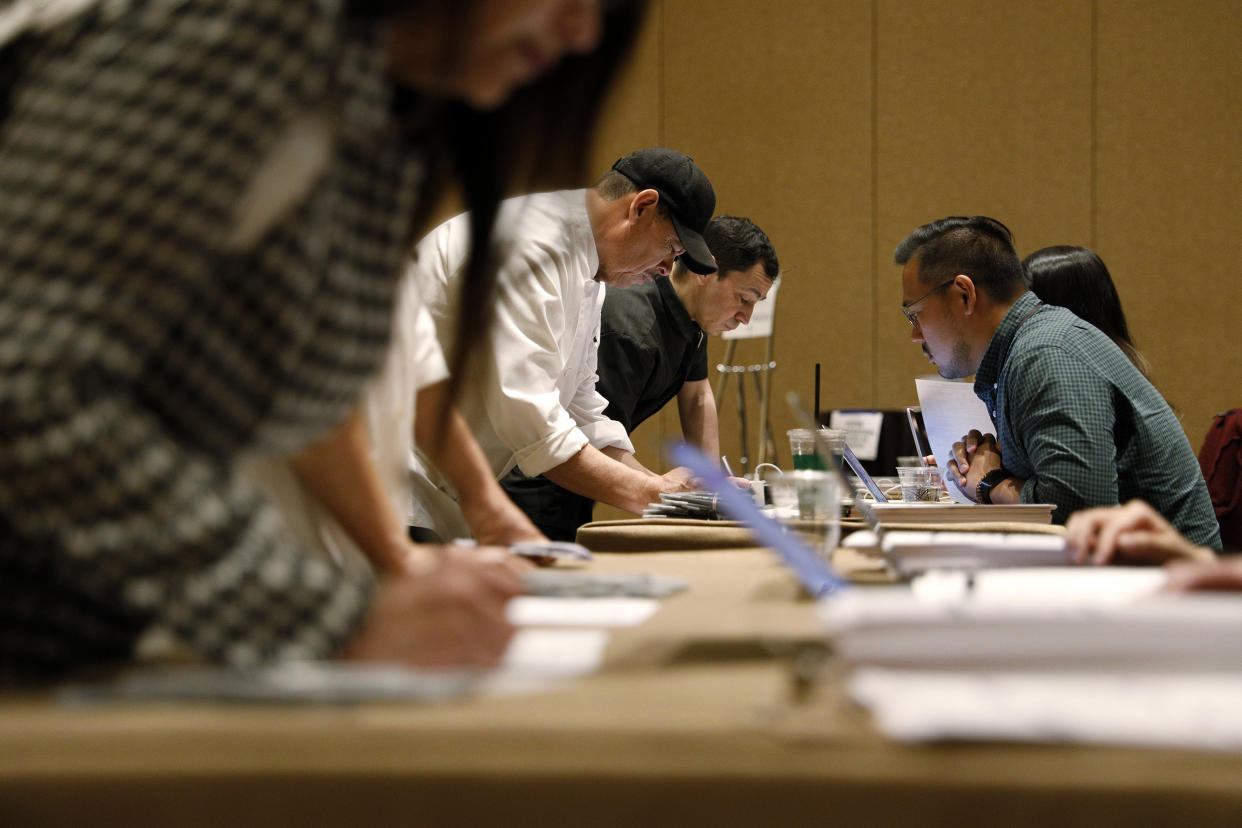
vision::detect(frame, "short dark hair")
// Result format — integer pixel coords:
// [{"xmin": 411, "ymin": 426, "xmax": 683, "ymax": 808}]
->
[
  {"xmin": 704, "ymin": 215, "xmax": 779, "ymax": 281},
  {"xmin": 893, "ymin": 216, "xmax": 1023, "ymax": 302}
]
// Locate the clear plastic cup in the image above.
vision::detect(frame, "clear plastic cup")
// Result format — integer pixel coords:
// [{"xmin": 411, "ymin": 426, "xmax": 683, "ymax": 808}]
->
[
  {"xmin": 769, "ymin": 470, "xmax": 841, "ymax": 558},
  {"xmin": 897, "ymin": 466, "xmax": 941, "ymax": 502},
  {"xmin": 786, "ymin": 429, "xmax": 825, "ymax": 470}
]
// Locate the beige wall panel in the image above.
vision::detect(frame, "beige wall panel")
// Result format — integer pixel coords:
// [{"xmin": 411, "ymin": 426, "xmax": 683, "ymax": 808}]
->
[
  {"xmin": 588, "ymin": 0, "xmax": 666, "ymax": 176},
  {"xmin": 1096, "ymin": 0, "xmax": 1242, "ymax": 451},
  {"xmin": 875, "ymin": 0, "xmax": 1092, "ymax": 411},
  {"xmin": 660, "ymin": 0, "xmax": 874, "ymax": 472}
]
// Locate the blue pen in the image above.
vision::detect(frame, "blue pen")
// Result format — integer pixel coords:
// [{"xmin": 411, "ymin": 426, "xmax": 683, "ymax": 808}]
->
[{"xmin": 671, "ymin": 443, "xmax": 849, "ymax": 597}]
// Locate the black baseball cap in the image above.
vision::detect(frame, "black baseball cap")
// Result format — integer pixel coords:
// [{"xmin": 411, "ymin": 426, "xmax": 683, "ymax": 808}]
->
[{"xmin": 611, "ymin": 148, "xmax": 717, "ymax": 274}]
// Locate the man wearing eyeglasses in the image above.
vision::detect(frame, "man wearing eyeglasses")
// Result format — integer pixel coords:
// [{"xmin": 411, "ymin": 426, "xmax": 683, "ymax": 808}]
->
[
  {"xmin": 894, "ymin": 216, "xmax": 1219, "ymax": 550},
  {"xmin": 404, "ymin": 148, "xmax": 718, "ymax": 542}
]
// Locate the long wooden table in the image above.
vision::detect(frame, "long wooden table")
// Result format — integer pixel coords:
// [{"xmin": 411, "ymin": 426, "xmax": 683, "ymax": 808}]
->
[{"xmin": 4, "ymin": 547, "xmax": 1242, "ymax": 827}]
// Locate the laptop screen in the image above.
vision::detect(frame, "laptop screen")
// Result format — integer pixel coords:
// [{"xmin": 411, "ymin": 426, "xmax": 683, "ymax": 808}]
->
[
  {"xmin": 671, "ymin": 443, "xmax": 849, "ymax": 597},
  {"xmin": 838, "ymin": 441, "xmax": 888, "ymax": 502}
]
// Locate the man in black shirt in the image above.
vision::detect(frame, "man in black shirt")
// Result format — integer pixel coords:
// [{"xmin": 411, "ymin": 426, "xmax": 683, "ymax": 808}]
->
[{"xmin": 501, "ymin": 216, "xmax": 780, "ymax": 539}]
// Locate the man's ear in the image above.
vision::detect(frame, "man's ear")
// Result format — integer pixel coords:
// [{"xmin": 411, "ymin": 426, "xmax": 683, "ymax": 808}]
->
[
  {"xmin": 956, "ymin": 274, "xmax": 978, "ymax": 315},
  {"xmin": 630, "ymin": 188, "xmax": 661, "ymax": 221}
]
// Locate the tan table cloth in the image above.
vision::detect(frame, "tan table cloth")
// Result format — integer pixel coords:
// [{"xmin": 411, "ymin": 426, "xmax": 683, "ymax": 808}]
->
[{"xmin": 2, "ymin": 533, "xmax": 1238, "ymax": 827}]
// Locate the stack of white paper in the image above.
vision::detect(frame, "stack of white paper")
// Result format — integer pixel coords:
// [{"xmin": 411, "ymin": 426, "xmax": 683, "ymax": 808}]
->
[
  {"xmin": 848, "ymin": 669, "xmax": 1242, "ymax": 751},
  {"xmin": 824, "ymin": 567, "xmax": 1242, "ymax": 752},
  {"xmin": 879, "ymin": 530, "xmax": 1068, "ymax": 574},
  {"xmin": 820, "ymin": 568, "xmax": 1242, "ymax": 671}
]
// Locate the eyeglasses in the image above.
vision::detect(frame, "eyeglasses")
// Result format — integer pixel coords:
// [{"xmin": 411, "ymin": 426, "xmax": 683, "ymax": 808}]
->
[{"xmin": 900, "ymin": 278, "xmax": 955, "ymax": 328}]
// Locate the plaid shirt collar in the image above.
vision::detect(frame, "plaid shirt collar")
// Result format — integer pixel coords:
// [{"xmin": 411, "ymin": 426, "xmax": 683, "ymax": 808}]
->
[{"xmin": 974, "ymin": 290, "xmax": 1043, "ymax": 396}]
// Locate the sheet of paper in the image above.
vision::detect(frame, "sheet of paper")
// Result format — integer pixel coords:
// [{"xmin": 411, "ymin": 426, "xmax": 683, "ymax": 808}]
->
[
  {"xmin": 506, "ymin": 596, "xmax": 659, "ymax": 628},
  {"xmin": 879, "ymin": 531, "xmax": 1069, "ymax": 574},
  {"xmin": 483, "ymin": 628, "xmax": 612, "ymax": 696},
  {"xmin": 819, "ymin": 573, "xmax": 1242, "ymax": 672},
  {"xmin": 914, "ymin": 375, "xmax": 996, "ymax": 503},
  {"xmin": 61, "ymin": 631, "xmax": 615, "ymax": 704},
  {"xmin": 850, "ymin": 669, "xmax": 1242, "ymax": 753},
  {"xmin": 911, "ymin": 566, "xmax": 1166, "ymax": 605}
]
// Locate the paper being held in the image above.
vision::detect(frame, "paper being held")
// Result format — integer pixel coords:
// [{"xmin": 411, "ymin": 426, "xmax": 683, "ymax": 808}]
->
[{"xmin": 914, "ymin": 376, "xmax": 996, "ymax": 503}]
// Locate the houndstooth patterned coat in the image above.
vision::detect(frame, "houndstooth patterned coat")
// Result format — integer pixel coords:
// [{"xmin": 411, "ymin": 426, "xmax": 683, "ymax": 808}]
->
[{"xmin": 0, "ymin": 0, "xmax": 425, "ymax": 681}]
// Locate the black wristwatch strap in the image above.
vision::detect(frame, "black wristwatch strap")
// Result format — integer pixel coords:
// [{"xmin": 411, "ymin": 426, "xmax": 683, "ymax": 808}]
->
[{"xmin": 976, "ymin": 468, "xmax": 1012, "ymax": 504}]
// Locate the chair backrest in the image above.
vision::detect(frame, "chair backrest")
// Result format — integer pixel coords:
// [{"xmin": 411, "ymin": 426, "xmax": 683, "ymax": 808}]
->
[{"xmin": 1198, "ymin": 409, "xmax": 1242, "ymax": 551}]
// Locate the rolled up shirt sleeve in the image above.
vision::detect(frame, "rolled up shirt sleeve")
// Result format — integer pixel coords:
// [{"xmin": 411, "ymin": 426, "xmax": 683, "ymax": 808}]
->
[
  {"xmin": 411, "ymin": 191, "xmax": 630, "ymax": 482},
  {"xmin": 484, "ymin": 250, "xmax": 597, "ymax": 477}
]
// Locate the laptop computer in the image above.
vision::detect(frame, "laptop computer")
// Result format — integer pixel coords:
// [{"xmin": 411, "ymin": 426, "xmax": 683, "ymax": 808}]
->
[{"xmin": 671, "ymin": 442, "xmax": 849, "ymax": 598}]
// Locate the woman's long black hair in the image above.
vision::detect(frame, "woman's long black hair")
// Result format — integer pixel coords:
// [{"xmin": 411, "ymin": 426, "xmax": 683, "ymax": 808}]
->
[
  {"xmin": 1023, "ymin": 245, "xmax": 1152, "ymax": 378},
  {"xmin": 351, "ymin": 0, "xmax": 650, "ymax": 408}
]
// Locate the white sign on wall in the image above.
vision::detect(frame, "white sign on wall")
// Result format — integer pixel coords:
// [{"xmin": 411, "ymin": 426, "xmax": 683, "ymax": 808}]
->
[{"xmin": 829, "ymin": 410, "xmax": 884, "ymax": 461}]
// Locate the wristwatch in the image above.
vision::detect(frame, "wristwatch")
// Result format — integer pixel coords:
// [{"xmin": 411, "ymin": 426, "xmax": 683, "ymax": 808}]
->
[{"xmin": 976, "ymin": 468, "xmax": 1012, "ymax": 504}]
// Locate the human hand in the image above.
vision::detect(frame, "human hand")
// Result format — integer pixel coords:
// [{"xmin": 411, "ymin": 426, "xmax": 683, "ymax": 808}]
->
[
  {"xmin": 950, "ymin": 429, "xmax": 1003, "ymax": 498},
  {"xmin": 342, "ymin": 545, "xmax": 522, "ymax": 668},
  {"xmin": 1064, "ymin": 499, "xmax": 1216, "ymax": 566},
  {"xmin": 658, "ymin": 465, "xmax": 699, "ymax": 493},
  {"xmin": 463, "ymin": 496, "xmax": 547, "ymax": 548}
]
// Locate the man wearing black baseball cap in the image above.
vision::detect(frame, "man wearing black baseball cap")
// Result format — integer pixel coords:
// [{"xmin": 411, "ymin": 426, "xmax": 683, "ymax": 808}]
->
[
  {"xmin": 610, "ymin": 147, "xmax": 718, "ymax": 276},
  {"xmin": 398, "ymin": 148, "xmax": 719, "ymax": 541}
]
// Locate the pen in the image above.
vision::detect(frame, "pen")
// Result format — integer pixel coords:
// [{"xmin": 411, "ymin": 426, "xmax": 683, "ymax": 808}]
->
[{"xmin": 721, "ymin": 455, "xmax": 735, "ymax": 477}]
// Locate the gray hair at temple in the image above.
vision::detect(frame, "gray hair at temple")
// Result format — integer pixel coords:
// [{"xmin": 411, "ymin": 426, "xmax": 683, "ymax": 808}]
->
[{"xmin": 894, "ymin": 215, "xmax": 1023, "ymax": 303}]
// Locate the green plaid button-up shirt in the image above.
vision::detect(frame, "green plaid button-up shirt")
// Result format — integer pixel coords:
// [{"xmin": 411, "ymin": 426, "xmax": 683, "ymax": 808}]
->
[{"xmin": 974, "ymin": 291, "xmax": 1220, "ymax": 550}]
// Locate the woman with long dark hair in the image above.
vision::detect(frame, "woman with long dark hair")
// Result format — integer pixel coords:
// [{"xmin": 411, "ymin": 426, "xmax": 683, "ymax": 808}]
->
[
  {"xmin": 1023, "ymin": 245, "xmax": 1152, "ymax": 378},
  {"xmin": 0, "ymin": 0, "xmax": 647, "ymax": 683}
]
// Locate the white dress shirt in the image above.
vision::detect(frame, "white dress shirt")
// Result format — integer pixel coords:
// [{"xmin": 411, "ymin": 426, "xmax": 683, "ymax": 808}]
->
[{"xmin": 407, "ymin": 189, "xmax": 632, "ymax": 538}]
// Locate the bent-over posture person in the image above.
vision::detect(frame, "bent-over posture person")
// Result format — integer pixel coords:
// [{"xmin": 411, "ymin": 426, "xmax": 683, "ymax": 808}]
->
[
  {"xmin": 404, "ymin": 148, "xmax": 719, "ymax": 542},
  {"xmin": 503, "ymin": 215, "xmax": 779, "ymax": 539},
  {"xmin": 0, "ymin": 0, "xmax": 645, "ymax": 683}
]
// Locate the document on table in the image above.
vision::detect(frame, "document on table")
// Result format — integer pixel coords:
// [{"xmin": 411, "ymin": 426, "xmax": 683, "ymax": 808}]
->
[
  {"xmin": 914, "ymin": 375, "xmax": 995, "ymax": 503},
  {"xmin": 849, "ymin": 669, "xmax": 1242, "ymax": 753},
  {"xmin": 879, "ymin": 529, "xmax": 1066, "ymax": 574},
  {"xmin": 819, "ymin": 568, "xmax": 1242, "ymax": 671},
  {"xmin": 506, "ymin": 596, "xmax": 660, "ymax": 628},
  {"xmin": 61, "ymin": 627, "xmax": 618, "ymax": 705},
  {"xmin": 483, "ymin": 628, "xmax": 613, "ymax": 696}
]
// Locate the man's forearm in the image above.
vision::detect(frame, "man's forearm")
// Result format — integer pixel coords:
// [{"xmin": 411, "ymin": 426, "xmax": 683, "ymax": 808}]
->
[
  {"xmin": 544, "ymin": 444, "xmax": 667, "ymax": 514},
  {"xmin": 602, "ymin": 444, "xmax": 656, "ymax": 475},
  {"xmin": 985, "ymin": 475, "xmax": 1025, "ymax": 505},
  {"xmin": 678, "ymin": 380, "xmax": 720, "ymax": 458}
]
